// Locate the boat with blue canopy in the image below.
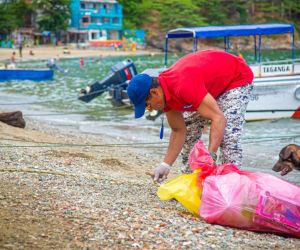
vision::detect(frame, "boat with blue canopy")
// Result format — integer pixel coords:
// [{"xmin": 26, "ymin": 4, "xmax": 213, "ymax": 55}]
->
[
  {"xmin": 164, "ymin": 24, "xmax": 295, "ymax": 68},
  {"xmin": 161, "ymin": 23, "xmax": 300, "ymax": 120},
  {"xmin": 79, "ymin": 23, "xmax": 300, "ymax": 120}
]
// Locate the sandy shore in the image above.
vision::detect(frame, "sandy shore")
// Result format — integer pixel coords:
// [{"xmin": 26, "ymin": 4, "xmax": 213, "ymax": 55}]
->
[
  {"xmin": 0, "ymin": 116, "xmax": 300, "ymax": 249},
  {"xmin": 0, "ymin": 46, "xmax": 158, "ymax": 63}
]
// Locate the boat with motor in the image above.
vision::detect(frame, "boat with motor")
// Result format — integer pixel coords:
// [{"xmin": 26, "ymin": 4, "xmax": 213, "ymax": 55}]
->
[
  {"xmin": 78, "ymin": 23, "xmax": 300, "ymax": 121},
  {"xmin": 0, "ymin": 68, "xmax": 54, "ymax": 81},
  {"xmin": 78, "ymin": 58, "xmax": 137, "ymax": 104}
]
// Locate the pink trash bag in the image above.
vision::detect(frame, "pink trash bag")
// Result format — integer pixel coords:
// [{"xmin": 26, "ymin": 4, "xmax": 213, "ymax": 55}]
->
[{"xmin": 188, "ymin": 140, "xmax": 300, "ymax": 237}]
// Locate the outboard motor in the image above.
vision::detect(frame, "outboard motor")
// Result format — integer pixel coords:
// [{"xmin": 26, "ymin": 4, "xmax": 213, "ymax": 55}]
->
[
  {"xmin": 107, "ymin": 81, "xmax": 130, "ymax": 107},
  {"xmin": 79, "ymin": 59, "xmax": 137, "ymax": 103}
]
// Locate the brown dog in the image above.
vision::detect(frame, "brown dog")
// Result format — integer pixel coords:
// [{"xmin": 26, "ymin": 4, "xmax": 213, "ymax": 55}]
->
[{"xmin": 272, "ymin": 144, "xmax": 300, "ymax": 175}]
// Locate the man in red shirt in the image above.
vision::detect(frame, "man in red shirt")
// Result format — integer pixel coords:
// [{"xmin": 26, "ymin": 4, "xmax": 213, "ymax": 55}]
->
[{"xmin": 127, "ymin": 50, "xmax": 254, "ymax": 182}]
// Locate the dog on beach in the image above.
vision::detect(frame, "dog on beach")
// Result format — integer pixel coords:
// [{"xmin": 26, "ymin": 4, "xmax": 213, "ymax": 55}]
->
[{"xmin": 272, "ymin": 144, "xmax": 300, "ymax": 175}]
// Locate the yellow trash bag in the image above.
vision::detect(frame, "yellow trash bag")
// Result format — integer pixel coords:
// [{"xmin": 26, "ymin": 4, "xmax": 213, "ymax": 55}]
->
[{"xmin": 157, "ymin": 170, "xmax": 202, "ymax": 216}]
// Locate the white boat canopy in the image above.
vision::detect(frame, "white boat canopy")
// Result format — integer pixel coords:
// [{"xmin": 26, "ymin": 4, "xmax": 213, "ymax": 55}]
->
[{"xmin": 164, "ymin": 23, "xmax": 295, "ymax": 65}]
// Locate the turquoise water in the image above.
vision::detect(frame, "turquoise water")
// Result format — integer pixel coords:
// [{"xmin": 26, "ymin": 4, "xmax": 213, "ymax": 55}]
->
[
  {"xmin": 1, "ymin": 54, "xmax": 169, "ymax": 121},
  {"xmin": 1, "ymin": 49, "xmax": 300, "ymax": 122},
  {"xmin": 0, "ymin": 50, "xmax": 300, "ymax": 184}
]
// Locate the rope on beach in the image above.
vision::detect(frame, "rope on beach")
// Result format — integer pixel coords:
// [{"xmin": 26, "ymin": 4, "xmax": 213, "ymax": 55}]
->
[
  {"xmin": 0, "ymin": 134, "xmax": 300, "ymax": 148},
  {"xmin": 0, "ymin": 139, "xmax": 169, "ymax": 148},
  {"xmin": 0, "ymin": 168, "xmax": 135, "ymax": 184}
]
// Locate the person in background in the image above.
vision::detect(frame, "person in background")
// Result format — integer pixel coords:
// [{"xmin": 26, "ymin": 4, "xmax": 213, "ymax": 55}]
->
[
  {"xmin": 8, "ymin": 51, "xmax": 16, "ymax": 69},
  {"xmin": 80, "ymin": 57, "xmax": 85, "ymax": 68},
  {"xmin": 127, "ymin": 50, "xmax": 254, "ymax": 182},
  {"xmin": 10, "ymin": 51, "xmax": 16, "ymax": 64},
  {"xmin": 17, "ymin": 33, "xmax": 23, "ymax": 58},
  {"xmin": 46, "ymin": 58, "xmax": 67, "ymax": 74},
  {"xmin": 18, "ymin": 42, "xmax": 23, "ymax": 58}
]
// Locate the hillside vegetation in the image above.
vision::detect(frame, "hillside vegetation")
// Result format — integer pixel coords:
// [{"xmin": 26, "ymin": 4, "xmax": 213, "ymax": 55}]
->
[{"xmin": 119, "ymin": 0, "xmax": 300, "ymax": 49}]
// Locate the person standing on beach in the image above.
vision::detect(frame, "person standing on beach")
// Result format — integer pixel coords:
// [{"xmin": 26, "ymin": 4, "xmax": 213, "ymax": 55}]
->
[
  {"xmin": 127, "ymin": 50, "xmax": 254, "ymax": 182},
  {"xmin": 17, "ymin": 33, "xmax": 23, "ymax": 58},
  {"xmin": 18, "ymin": 42, "xmax": 23, "ymax": 58}
]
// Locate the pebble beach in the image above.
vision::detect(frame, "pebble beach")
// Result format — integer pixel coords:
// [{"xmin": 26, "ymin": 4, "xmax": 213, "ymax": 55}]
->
[
  {"xmin": 0, "ymin": 45, "xmax": 300, "ymax": 249},
  {"xmin": 0, "ymin": 117, "xmax": 300, "ymax": 249}
]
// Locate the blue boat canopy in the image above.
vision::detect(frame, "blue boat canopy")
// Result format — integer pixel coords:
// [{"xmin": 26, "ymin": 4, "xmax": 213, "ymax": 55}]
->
[
  {"xmin": 166, "ymin": 24, "xmax": 294, "ymax": 39},
  {"xmin": 164, "ymin": 23, "xmax": 295, "ymax": 65}
]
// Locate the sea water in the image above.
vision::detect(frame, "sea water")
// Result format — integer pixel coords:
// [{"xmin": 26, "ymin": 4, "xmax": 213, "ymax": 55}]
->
[{"xmin": 0, "ymin": 51, "xmax": 299, "ymax": 185}]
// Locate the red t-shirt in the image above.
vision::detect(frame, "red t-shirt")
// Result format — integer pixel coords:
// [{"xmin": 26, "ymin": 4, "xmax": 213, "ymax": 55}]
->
[{"xmin": 158, "ymin": 50, "xmax": 254, "ymax": 112}]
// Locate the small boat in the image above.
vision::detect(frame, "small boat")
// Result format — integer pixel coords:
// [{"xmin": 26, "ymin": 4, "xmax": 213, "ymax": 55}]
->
[
  {"xmin": 0, "ymin": 68, "xmax": 54, "ymax": 81},
  {"xmin": 79, "ymin": 23, "xmax": 300, "ymax": 121}
]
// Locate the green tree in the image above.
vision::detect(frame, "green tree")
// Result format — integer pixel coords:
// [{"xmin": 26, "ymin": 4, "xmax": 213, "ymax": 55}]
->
[
  {"xmin": 105, "ymin": 0, "xmax": 300, "ymax": 36},
  {"xmin": 196, "ymin": 0, "xmax": 226, "ymax": 26},
  {"xmin": 33, "ymin": 0, "xmax": 70, "ymax": 34},
  {"xmin": 142, "ymin": 0, "xmax": 207, "ymax": 30},
  {"xmin": 222, "ymin": 0, "xmax": 249, "ymax": 24},
  {"xmin": 118, "ymin": 0, "xmax": 144, "ymax": 29},
  {"xmin": 11, "ymin": 0, "xmax": 34, "ymax": 27},
  {"xmin": 0, "ymin": 2, "xmax": 17, "ymax": 34},
  {"xmin": 0, "ymin": 0, "xmax": 33, "ymax": 34}
]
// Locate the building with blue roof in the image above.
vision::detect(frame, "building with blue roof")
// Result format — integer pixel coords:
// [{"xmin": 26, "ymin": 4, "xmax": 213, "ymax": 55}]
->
[{"xmin": 68, "ymin": 0, "xmax": 123, "ymax": 43}]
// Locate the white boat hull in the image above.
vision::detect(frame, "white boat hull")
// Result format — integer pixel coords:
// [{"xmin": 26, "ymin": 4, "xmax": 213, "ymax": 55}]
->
[
  {"xmin": 141, "ymin": 68, "xmax": 300, "ymax": 121},
  {"xmin": 246, "ymin": 74, "xmax": 300, "ymax": 120}
]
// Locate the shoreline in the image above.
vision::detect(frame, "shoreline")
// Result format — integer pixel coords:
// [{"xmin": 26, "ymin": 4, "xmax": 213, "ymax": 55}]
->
[
  {"xmin": 0, "ymin": 114, "xmax": 300, "ymax": 248},
  {"xmin": 0, "ymin": 46, "xmax": 161, "ymax": 63},
  {"xmin": 0, "ymin": 38, "xmax": 300, "ymax": 248}
]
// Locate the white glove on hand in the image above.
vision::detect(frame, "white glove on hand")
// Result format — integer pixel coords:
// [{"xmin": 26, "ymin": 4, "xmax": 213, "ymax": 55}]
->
[{"xmin": 153, "ymin": 162, "xmax": 171, "ymax": 183}]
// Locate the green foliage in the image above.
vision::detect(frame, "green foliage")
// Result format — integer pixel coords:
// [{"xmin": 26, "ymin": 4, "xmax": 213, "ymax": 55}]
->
[
  {"xmin": 196, "ymin": 0, "xmax": 227, "ymax": 25},
  {"xmin": 11, "ymin": 0, "xmax": 34, "ymax": 27},
  {"xmin": 33, "ymin": 0, "xmax": 71, "ymax": 33},
  {"xmin": 122, "ymin": 0, "xmax": 300, "ymax": 32},
  {"xmin": 251, "ymin": 0, "xmax": 300, "ymax": 25},
  {"xmin": 0, "ymin": 0, "xmax": 33, "ymax": 34},
  {"xmin": 0, "ymin": 2, "xmax": 17, "ymax": 34},
  {"xmin": 1, "ymin": 0, "xmax": 300, "ymax": 37},
  {"xmin": 149, "ymin": 0, "xmax": 207, "ymax": 29},
  {"xmin": 118, "ymin": 0, "xmax": 144, "ymax": 29}
]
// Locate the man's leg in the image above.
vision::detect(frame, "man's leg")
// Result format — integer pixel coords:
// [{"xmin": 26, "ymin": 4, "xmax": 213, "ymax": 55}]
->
[
  {"xmin": 217, "ymin": 84, "xmax": 253, "ymax": 167},
  {"xmin": 181, "ymin": 112, "xmax": 208, "ymax": 173}
]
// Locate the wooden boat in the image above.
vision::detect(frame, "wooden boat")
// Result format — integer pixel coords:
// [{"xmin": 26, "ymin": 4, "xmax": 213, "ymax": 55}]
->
[{"xmin": 0, "ymin": 68, "xmax": 54, "ymax": 81}]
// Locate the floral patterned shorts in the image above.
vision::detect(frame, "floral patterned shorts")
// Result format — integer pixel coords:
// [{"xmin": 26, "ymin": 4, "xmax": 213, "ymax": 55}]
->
[{"xmin": 181, "ymin": 84, "xmax": 253, "ymax": 173}]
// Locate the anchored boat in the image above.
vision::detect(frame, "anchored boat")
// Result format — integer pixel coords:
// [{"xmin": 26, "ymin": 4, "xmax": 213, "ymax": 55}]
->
[
  {"xmin": 0, "ymin": 68, "xmax": 54, "ymax": 81},
  {"xmin": 79, "ymin": 23, "xmax": 300, "ymax": 121}
]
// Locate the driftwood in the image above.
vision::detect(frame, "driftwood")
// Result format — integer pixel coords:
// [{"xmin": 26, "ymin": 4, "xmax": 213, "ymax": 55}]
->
[{"xmin": 0, "ymin": 111, "xmax": 26, "ymax": 128}]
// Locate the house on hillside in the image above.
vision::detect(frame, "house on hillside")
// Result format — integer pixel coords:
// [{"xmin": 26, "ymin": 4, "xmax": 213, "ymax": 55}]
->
[{"xmin": 68, "ymin": 0, "xmax": 123, "ymax": 44}]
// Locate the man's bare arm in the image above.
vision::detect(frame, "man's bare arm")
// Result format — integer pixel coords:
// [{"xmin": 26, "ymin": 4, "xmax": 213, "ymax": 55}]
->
[
  {"xmin": 164, "ymin": 110, "xmax": 187, "ymax": 166},
  {"xmin": 196, "ymin": 93, "xmax": 226, "ymax": 153}
]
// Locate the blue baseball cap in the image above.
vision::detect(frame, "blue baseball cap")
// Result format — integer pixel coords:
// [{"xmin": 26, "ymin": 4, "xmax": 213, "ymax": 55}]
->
[{"xmin": 127, "ymin": 73, "xmax": 152, "ymax": 118}]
